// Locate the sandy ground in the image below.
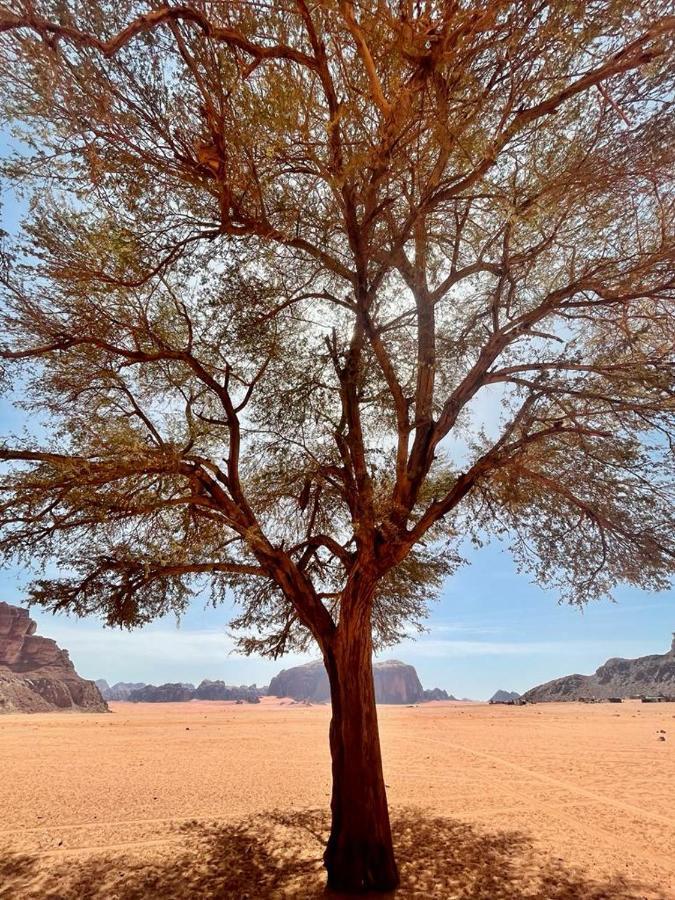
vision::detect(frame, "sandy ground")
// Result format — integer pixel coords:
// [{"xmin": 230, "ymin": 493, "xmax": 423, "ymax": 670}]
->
[{"xmin": 1, "ymin": 698, "xmax": 674, "ymax": 899}]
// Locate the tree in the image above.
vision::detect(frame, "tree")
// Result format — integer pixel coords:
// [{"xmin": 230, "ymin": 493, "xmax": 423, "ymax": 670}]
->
[{"xmin": 0, "ymin": 1, "xmax": 674, "ymax": 891}]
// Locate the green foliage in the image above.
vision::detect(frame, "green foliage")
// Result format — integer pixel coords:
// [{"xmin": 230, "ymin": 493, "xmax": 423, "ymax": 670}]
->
[{"xmin": 0, "ymin": 1, "xmax": 672, "ymax": 655}]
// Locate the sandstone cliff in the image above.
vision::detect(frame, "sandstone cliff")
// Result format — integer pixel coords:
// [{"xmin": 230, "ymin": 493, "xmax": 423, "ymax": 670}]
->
[
  {"xmin": 268, "ymin": 658, "xmax": 444, "ymax": 704},
  {"xmin": 373, "ymin": 659, "xmax": 424, "ymax": 703},
  {"xmin": 522, "ymin": 635, "xmax": 675, "ymax": 702},
  {"xmin": 0, "ymin": 602, "xmax": 107, "ymax": 714},
  {"xmin": 269, "ymin": 660, "xmax": 329, "ymax": 701}
]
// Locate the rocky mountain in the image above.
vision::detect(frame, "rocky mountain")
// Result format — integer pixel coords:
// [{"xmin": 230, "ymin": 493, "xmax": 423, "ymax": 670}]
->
[
  {"xmin": 194, "ymin": 680, "xmax": 262, "ymax": 702},
  {"xmin": 374, "ymin": 660, "xmax": 424, "ymax": 703},
  {"xmin": 0, "ymin": 602, "xmax": 107, "ymax": 714},
  {"xmin": 128, "ymin": 683, "xmax": 195, "ymax": 702},
  {"xmin": 124, "ymin": 680, "xmax": 264, "ymax": 703},
  {"xmin": 422, "ymin": 688, "xmax": 456, "ymax": 701},
  {"xmin": 490, "ymin": 690, "xmax": 521, "ymax": 703},
  {"xmin": 268, "ymin": 658, "xmax": 448, "ymax": 704},
  {"xmin": 96, "ymin": 680, "xmax": 147, "ymax": 701},
  {"xmin": 522, "ymin": 635, "xmax": 675, "ymax": 702},
  {"xmin": 269, "ymin": 660, "xmax": 329, "ymax": 702}
]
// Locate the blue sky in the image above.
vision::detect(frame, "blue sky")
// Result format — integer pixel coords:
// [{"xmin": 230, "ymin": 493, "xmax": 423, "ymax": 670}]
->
[
  {"xmin": 1, "ymin": 140, "xmax": 673, "ymax": 701},
  {"xmin": 1, "ymin": 538, "xmax": 673, "ymax": 700},
  {"xmin": 1, "ymin": 339, "xmax": 672, "ymax": 698}
]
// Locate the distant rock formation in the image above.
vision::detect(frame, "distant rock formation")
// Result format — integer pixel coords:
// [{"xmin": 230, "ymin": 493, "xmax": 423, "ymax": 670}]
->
[
  {"xmin": 490, "ymin": 689, "xmax": 521, "ymax": 703},
  {"xmin": 123, "ymin": 680, "xmax": 264, "ymax": 703},
  {"xmin": 422, "ymin": 688, "xmax": 456, "ymax": 701},
  {"xmin": 269, "ymin": 660, "xmax": 329, "ymax": 702},
  {"xmin": 194, "ymin": 680, "xmax": 261, "ymax": 703},
  {"xmin": 522, "ymin": 635, "xmax": 675, "ymax": 702},
  {"xmin": 128, "ymin": 683, "xmax": 195, "ymax": 702},
  {"xmin": 268, "ymin": 658, "xmax": 448, "ymax": 704},
  {"xmin": 374, "ymin": 660, "xmax": 424, "ymax": 704},
  {"xmin": 99, "ymin": 661, "xmax": 451, "ymax": 706},
  {"xmin": 96, "ymin": 680, "xmax": 147, "ymax": 701},
  {"xmin": 0, "ymin": 602, "xmax": 107, "ymax": 714}
]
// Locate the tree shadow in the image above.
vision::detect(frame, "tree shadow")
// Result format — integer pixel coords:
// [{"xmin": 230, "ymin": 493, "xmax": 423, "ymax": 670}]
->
[{"xmin": 0, "ymin": 808, "xmax": 667, "ymax": 899}]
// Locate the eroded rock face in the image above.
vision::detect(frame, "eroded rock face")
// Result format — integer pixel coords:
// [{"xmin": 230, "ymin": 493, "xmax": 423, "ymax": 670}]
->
[
  {"xmin": 268, "ymin": 660, "xmax": 329, "ymax": 702},
  {"xmin": 0, "ymin": 602, "xmax": 108, "ymax": 714},
  {"xmin": 522, "ymin": 637, "xmax": 675, "ymax": 702},
  {"xmin": 0, "ymin": 603, "xmax": 36, "ymax": 666},
  {"xmin": 373, "ymin": 660, "xmax": 424, "ymax": 704},
  {"xmin": 268, "ymin": 659, "xmax": 441, "ymax": 705},
  {"xmin": 15, "ymin": 635, "xmax": 75, "ymax": 673}
]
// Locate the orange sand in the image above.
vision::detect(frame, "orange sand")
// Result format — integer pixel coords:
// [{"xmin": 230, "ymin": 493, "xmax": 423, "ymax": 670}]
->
[{"xmin": 1, "ymin": 698, "xmax": 674, "ymax": 898}]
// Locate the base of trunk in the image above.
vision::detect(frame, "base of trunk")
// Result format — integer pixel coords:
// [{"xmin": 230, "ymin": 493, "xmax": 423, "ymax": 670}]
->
[
  {"xmin": 323, "ymin": 623, "xmax": 400, "ymax": 894},
  {"xmin": 324, "ymin": 836, "xmax": 400, "ymax": 893}
]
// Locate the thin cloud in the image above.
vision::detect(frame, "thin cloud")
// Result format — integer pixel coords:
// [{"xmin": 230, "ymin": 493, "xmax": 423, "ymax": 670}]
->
[
  {"xmin": 391, "ymin": 637, "xmax": 648, "ymax": 659},
  {"xmin": 430, "ymin": 623, "xmax": 507, "ymax": 636},
  {"xmin": 42, "ymin": 623, "xmax": 314, "ymax": 683},
  {"xmin": 46, "ymin": 624, "xmax": 238, "ymax": 661}
]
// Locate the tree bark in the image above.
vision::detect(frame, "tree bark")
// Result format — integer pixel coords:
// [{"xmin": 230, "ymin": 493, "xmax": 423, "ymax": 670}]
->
[{"xmin": 322, "ymin": 614, "xmax": 400, "ymax": 893}]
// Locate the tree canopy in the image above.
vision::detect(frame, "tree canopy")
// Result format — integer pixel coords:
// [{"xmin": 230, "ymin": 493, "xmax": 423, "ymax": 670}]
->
[{"xmin": 0, "ymin": 0, "xmax": 673, "ymax": 653}]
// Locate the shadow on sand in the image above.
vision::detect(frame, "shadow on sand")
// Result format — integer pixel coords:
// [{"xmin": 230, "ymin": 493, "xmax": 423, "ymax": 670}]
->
[{"xmin": 0, "ymin": 808, "xmax": 666, "ymax": 899}]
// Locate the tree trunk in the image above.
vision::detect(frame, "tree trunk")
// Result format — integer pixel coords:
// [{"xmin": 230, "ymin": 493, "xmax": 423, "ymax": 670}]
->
[{"xmin": 323, "ymin": 618, "xmax": 400, "ymax": 893}]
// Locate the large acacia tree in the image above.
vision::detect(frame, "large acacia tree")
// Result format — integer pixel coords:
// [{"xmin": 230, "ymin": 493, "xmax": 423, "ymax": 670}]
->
[{"xmin": 1, "ymin": 1, "xmax": 674, "ymax": 892}]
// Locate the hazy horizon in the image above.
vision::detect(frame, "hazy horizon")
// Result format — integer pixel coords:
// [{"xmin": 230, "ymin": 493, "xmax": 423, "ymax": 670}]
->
[{"xmin": 2, "ymin": 540, "xmax": 672, "ymax": 701}]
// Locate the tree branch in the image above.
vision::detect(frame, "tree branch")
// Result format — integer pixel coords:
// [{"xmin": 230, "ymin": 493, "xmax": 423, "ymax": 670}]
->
[{"xmin": 0, "ymin": 5, "xmax": 318, "ymax": 68}]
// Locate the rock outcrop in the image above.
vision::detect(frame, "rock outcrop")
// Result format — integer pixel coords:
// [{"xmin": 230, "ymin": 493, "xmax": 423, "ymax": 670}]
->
[
  {"xmin": 373, "ymin": 660, "xmax": 424, "ymax": 703},
  {"xmin": 96, "ymin": 680, "xmax": 147, "ymax": 701},
  {"xmin": 422, "ymin": 688, "xmax": 455, "ymax": 701},
  {"xmin": 124, "ymin": 681, "xmax": 264, "ymax": 703},
  {"xmin": 194, "ymin": 680, "xmax": 261, "ymax": 702},
  {"xmin": 522, "ymin": 635, "xmax": 675, "ymax": 702},
  {"xmin": 269, "ymin": 660, "xmax": 329, "ymax": 702},
  {"xmin": 0, "ymin": 602, "xmax": 107, "ymax": 714},
  {"xmin": 268, "ymin": 658, "xmax": 446, "ymax": 705},
  {"xmin": 490, "ymin": 690, "xmax": 521, "ymax": 703},
  {"xmin": 128, "ymin": 683, "xmax": 195, "ymax": 702}
]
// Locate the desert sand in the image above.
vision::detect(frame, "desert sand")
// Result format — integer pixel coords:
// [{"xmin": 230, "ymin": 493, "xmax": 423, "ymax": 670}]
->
[{"xmin": 1, "ymin": 698, "xmax": 674, "ymax": 899}]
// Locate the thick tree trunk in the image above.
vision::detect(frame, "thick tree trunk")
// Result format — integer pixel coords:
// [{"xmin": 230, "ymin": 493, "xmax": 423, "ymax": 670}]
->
[{"xmin": 323, "ymin": 619, "xmax": 400, "ymax": 893}]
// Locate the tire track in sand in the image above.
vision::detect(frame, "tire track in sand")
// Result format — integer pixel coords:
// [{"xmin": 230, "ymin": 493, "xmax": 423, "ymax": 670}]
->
[{"xmin": 404, "ymin": 733, "xmax": 675, "ymax": 829}]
